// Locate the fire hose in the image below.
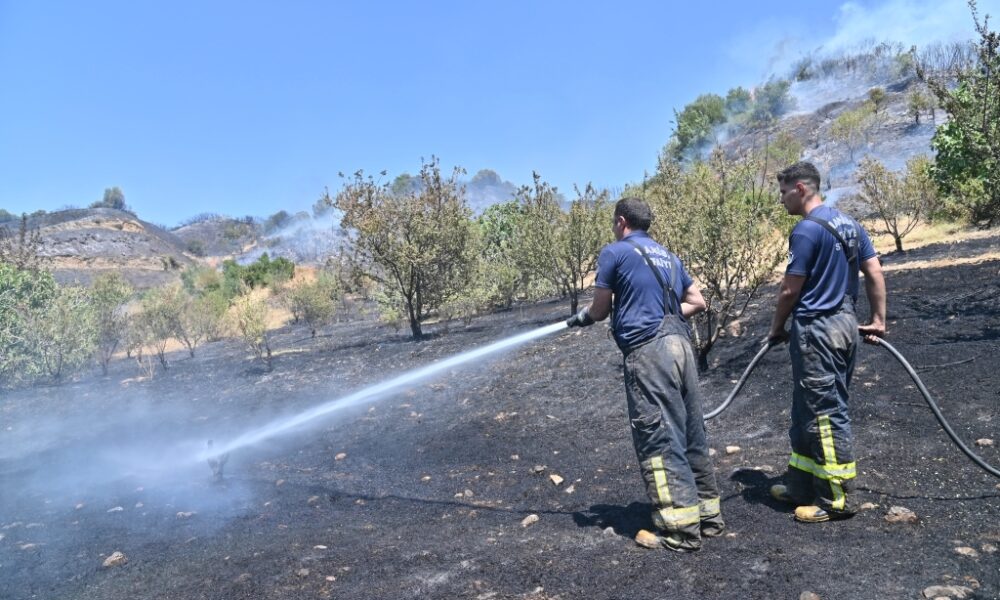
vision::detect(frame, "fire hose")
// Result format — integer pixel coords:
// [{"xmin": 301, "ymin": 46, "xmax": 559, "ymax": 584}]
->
[{"xmin": 703, "ymin": 338, "xmax": 1000, "ymax": 479}]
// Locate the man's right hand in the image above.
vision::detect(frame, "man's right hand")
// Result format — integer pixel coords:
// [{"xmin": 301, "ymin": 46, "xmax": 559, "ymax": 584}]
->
[
  {"xmin": 767, "ymin": 330, "xmax": 789, "ymax": 345},
  {"xmin": 566, "ymin": 308, "xmax": 595, "ymax": 328}
]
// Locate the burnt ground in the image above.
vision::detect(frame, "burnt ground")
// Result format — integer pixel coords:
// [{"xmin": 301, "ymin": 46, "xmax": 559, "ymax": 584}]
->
[{"xmin": 2, "ymin": 237, "xmax": 1000, "ymax": 600}]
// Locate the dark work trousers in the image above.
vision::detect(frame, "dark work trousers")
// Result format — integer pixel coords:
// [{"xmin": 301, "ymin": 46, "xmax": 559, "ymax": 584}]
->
[
  {"xmin": 786, "ymin": 300, "xmax": 859, "ymax": 514},
  {"xmin": 622, "ymin": 317, "xmax": 722, "ymax": 540}
]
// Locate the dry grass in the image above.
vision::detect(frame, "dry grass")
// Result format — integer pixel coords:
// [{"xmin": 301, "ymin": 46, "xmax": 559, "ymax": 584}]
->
[{"xmin": 862, "ymin": 220, "xmax": 993, "ymax": 254}]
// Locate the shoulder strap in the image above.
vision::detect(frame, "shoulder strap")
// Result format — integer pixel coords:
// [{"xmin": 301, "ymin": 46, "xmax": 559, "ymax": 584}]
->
[
  {"xmin": 803, "ymin": 215, "xmax": 859, "ymax": 270},
  {"xmin": 622, "ymin": 237, "xmax": 682, "ymax": 314}
]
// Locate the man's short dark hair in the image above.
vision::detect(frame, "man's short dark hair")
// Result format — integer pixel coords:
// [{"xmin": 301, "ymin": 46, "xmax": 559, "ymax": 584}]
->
[
  {"xmin": 615, "ymin": 197, "xmax": 653, "ymax": 231},
  {"xmin": 777, "ymin": 162, "xmax": 821, "ymax": 191}
]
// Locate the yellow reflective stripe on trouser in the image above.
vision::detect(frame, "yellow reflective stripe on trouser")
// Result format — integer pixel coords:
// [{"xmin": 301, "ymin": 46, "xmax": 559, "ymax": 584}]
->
[
  {"xmin": 649, "ymin": 457, "xmax": 700, "ymax": 528},
  {"xmin": 818, "ymin": 415, "xmax": 838, "ymax": 465},
  {"xmin": 650, "ymin": 457, "xmax": 672, "ymax": 505},
  {"xmin": 654, "ymin": 505, "xmax": 702, "ymax": 528},
  {"xmin": 818, "ymin": 415, "xmax": 847, "ymax": 510},
  {"xmin": 788, "ymin": 453, "xmax": 857, "ymax": 480},
  {"xmin": 699, "ymin": 497, "xmax": 721, "ymax": 517}
]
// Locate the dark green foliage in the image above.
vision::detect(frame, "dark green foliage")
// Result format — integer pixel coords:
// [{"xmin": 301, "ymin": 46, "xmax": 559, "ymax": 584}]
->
[
  {"xmin": 725, "ymin": 87, "xmax": 752, "ymax": 115},
  {"xmin": 669, "ymin": 93, "xmax": 727, "ymax": 159},
  {"xmin": 220, "ymin": 253, "xmax": 295, "ymax": 296},
  {"xmin": 90, "ymin": 187, "xmax": 132, "ymax": 214},
  {"xmin": 263, "ymin": 210, "xmax": 292, "ymax": 234},
  {"xmin": 749, "ymin": 79, "xmax": 793, "ymax": 125},
  {"xmin": 186, "ymin": 239, "xmax": 206, "ymax": 257},
  {"xmin": 927, "ymin": 1, "xmax": 1000, "ymax": 227}
]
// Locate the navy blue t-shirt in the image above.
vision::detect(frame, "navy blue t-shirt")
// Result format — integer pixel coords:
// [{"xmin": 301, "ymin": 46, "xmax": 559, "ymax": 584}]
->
[
  {"xmin": 595, "ymin": 231, "xmax": 693, "ymax": 349},
  {"xmin": 786, "ymin": 205, "xmax": 876, "ymax": 317}
]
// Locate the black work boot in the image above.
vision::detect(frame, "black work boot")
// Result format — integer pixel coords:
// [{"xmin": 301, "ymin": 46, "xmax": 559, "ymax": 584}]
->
[
  {"xmin": 770, "ymin": 484, "xmax": 813, "ymax": 506},
  {"xmin": 700, "ymin": 514, "xmax": 726, "ymax": 538}
]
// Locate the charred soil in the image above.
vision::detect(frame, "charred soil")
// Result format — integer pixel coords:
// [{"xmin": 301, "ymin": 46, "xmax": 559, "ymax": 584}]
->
[{"xmin": 2, "ymin": 236, "xmax": 999, "ymax": 600}]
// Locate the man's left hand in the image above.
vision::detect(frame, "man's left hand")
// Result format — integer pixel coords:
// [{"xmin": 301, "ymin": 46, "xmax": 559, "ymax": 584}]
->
[{"xmin": 858, "ymin": 321, "xmax": 886, "ymax": 345}]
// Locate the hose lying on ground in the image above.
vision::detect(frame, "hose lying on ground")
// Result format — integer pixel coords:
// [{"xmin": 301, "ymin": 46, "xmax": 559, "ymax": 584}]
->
[
  {"xmin": 704, "ymin": 338, "xmax": 1000, "ymax": 479},
  {"xmin": 874, "ymin": 338, "xmax": 1000, "ymax": 479},
  {"xmin": 702, "ymin": 341, "xmax": 776, "ymax": 421}
]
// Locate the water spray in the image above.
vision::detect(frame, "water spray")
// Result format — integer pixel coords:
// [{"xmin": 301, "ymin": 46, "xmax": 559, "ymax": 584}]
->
[
  {"xmin": 199, "ymin": 321, "xmax": 568, "ymax": 464},
  {"xmin": 705, "ymin": 338, "xmax": 1000, "ymax": 479}
]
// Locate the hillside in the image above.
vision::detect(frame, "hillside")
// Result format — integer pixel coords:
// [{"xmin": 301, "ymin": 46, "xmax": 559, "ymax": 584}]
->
[{"xmin": 1, "ymin": 208, "xmax": 195, "ymax": 288}]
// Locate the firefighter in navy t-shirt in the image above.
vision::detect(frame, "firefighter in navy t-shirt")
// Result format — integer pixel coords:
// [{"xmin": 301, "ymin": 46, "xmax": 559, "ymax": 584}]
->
[
  {"xmin": 767, "ymin": 162, "xmax": 887, "ymax": 523},
  {"xmin": 566, "ymin": 197, "xmax": 723, "ymax": 552}
]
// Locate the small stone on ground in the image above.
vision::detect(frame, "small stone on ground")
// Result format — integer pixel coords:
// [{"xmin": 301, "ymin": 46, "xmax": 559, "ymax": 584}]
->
[
  {"xmin": 725, "ymin": 445, "xmax": 741, "ymax": 455},
  {"xmin": 102, "ymin": 551, "xmax": 127, "ymax": 568},
  {"xmin": 885, "ymin": 506, "xmax": 918, "ymax": 524},
  {"xmin": 922, "ymin": 585, "xmax": 974, "ymax": 599},
  {"xmin": 520, "ymin": 514, "xmax": 539, "ymax": 528}
]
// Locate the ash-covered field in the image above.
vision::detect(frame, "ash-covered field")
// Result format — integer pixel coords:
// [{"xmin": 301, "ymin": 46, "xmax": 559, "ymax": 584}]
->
[{"xmin": 2, "ymin": 236, "xmax": 999, "ymax": 600}]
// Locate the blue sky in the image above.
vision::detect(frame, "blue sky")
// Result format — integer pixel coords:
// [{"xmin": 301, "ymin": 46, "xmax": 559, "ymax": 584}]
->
[{"xmin": 0, "ymin": 0, "xmax": 995, "ymax": 226}]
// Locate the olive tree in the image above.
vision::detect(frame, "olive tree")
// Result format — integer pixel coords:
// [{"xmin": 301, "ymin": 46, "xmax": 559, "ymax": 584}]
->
[
  {"xmin": 925, "ymin": 1, "xmax": 1000, "ymax": 227},
  {"xmin": 230, "ymin": 291, "xmax": 273, "ymax": 370},
  {"xmin": 283, "ymin": 274, "xmax": 339, "ymax": 337},
  {"xmin": 137, "ymin": 286, "xmax": 181, "ymax": 368},
  {"xmin": 830, "ymin": 104, "xmax": 875, "ymax": 161},
  {"xmin": 644, "ymin": 151, "xmax": 792, "ymax": 371},
  {"xmin": 0, "ymin": 263, "xmax": 56, "ymax": 384},
  {"xmin": 513, "ymin": 175, "xmax": 613, "ymax": 314},
  {"xmin": 331, "ymin": 158, "xmax": 478, "ymax": 338},
  {"xmin": 90, "ymin": 272, "xmax": 133, "ymax": 375},
  {"xmin": 855, "ymin": 156, "xmax": 937, "ymax": 252},
  {"xmin": 22, "ymin": 285, "xmax": 97, "ymax": 381}
]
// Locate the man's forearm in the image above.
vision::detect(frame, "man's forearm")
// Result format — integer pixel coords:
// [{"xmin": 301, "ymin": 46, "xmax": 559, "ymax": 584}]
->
[
  {"xmin": 769, "ymin": 287, "xmax": 798, "ymax": 337},
  {"xmin": 681, "ymin": 302, "xmax": 703, "ymax": 319},
  {"xmin": 864, "ymin": 274, "xmax": 887, "ymax": 325}
]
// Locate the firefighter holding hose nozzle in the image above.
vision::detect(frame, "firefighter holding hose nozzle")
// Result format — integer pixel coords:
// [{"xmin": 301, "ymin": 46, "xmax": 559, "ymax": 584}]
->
[
  {"xmin": 567, "ymin": 197, "xmax": 723, "ymax": 553},
  {"xmin": 768, "ymin": 162, "xmax": 887, "ymax": 523}
]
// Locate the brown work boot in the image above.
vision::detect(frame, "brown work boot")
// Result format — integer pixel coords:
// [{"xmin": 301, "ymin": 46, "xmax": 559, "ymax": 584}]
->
[
  {"xmin": 794, "ymin": 505, "xmax": 855, "ymax": 523},
  {"xmin": 634, "ymin": 529, "xmax": 701, "ymax": 553}
]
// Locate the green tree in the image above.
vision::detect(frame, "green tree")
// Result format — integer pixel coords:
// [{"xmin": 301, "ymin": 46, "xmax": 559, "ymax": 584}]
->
[
  {"xmin": 90, "ymin": 272, "xmax": 133, "ymax": 375},
  {"xmin": 282, "ymin": 275, "xmax": 339, "ymax": 337},
  {"xmin": 668, "ymin": 94, "xmax": 727, "ymax": 159},
  {"xmin": 926, "ymin": 2, "xmax": 1000, "ymax": 227},
  {"xmin": 907, "ymin": 88, "xmax": 935, "ymax": 123},
  {"xmin": 867, "ymin": 87, "xmax": 887, "ymax": 114},
  {"xmin": 91, "ymin": 187, "xmax": 127, "ymax": 210},
  {"xmin": 0, "ymin": 263, "xmax": 57, "ymax": 384},
  {"xmin": 22, "ymin": 285, "xmax": 97, "ymax": 381},
  {"xmin": 643, "ymin": 151, "xmax": 791, "ymax": 371},
  {"xmin": 725, "ymin": 86, "xmax": 752, "ymax": 116},
  {"xmin": 333, "ymin": 158, "xmax": 478, "ymax": 338},
  {"xmin": 476, "ymin": 201, "xmax": 526, "ymax": 309},
  {"xmin": 263, "ymin": 210, "xmax": 292, "ymax": 234},
  {"xmin": 749, "ymin": 79, "xmax": 793, "ymax": 126},
  {"xmin": 230, "ymin": 292, "xmax": 273, "ymax": 370},
  {"xmin": 830, "ymin": 104, "xmax": 876, "ymax": 160},
  {"xmin": 514, "ymin": 176, "xmax": 613, "ymax": 314},
  {"xmin": 855, "ymin": 157, "xmax": 924, "ymax": 252},
  {"xmin": 138, "ymin": 286, "xmax": 181, "ymax": 368}
]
